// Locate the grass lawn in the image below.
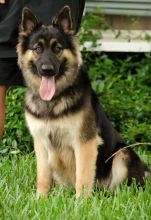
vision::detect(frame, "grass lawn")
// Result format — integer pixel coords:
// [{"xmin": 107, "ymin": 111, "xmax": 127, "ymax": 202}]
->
[{"xmin": 0, "ymin": 153, "xmax": 151, "ymax": 220}]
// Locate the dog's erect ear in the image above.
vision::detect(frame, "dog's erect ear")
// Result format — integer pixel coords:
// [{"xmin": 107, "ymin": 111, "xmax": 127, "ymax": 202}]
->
[
  {"xmin": 21, "ymin": 7, "xmax": 40, "ymax": 33},
  {"xmin": 52, "ymin": 6, "xmax": 74, "ymax": 34}
]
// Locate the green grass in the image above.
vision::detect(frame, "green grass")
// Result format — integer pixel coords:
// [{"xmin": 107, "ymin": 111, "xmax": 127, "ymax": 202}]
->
[{"xmin": 0, "ymin": 154, "xmax": 151, "ymax": 220}]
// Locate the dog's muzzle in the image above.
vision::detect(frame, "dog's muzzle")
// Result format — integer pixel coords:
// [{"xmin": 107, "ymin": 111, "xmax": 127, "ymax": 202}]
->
[{"xmin": 41, "ymin": 64, "xmax": 55, "ymax": 76}]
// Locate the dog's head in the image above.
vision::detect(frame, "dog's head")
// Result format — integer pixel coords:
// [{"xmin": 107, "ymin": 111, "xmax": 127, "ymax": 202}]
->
[{"xmin": 17, "ymin": 6, "xmax": 82, "ymax": 101}]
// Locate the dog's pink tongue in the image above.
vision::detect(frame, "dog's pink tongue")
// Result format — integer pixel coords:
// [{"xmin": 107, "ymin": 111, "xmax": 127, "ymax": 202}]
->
[{"xmin": 39, "ymin": 76, "xmax": 55, "ymax": 101}]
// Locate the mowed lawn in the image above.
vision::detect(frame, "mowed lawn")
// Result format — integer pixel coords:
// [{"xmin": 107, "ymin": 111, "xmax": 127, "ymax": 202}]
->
[{"xmin": 0, "ymin": 152, "xmax": 151, "ymax": 219}]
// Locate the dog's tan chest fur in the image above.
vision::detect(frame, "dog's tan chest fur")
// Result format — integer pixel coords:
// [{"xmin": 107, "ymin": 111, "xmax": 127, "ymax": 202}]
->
[{"xmin": 25, "ymin": 111, "xmax": 85, "ymax": 186}]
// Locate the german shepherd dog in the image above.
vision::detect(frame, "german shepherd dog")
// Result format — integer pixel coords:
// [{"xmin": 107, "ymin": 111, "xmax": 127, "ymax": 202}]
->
[{"xmin": 17, "ymin": 6, "xmax": 150, "ymax": 198}]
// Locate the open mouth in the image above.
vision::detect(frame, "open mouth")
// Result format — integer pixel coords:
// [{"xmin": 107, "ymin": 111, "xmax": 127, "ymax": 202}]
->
[{"xmin": 39, "ymin": 75, "xmax": 56, "ymax": 101}]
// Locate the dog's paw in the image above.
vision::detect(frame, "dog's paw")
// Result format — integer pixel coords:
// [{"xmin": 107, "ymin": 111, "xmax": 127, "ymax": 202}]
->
[
  {"xmin": 36, "ymin": 191, "xmax": 48, "ymax": 199},
  {"xmin": 76, "ymin": 188, "xmax": 92, "ymax": 199}
]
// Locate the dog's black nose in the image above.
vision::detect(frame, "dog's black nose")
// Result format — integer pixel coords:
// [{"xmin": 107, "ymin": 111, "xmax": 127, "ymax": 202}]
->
[{"xmin": 41, "ymin": 64, "xmax": 54, "ymax": 75}]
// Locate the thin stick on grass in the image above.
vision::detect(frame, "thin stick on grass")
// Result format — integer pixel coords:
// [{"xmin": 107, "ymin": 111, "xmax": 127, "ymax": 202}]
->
[{"xmin": 105, "ymin": 142, "xmax": 151, "ymax": 163}]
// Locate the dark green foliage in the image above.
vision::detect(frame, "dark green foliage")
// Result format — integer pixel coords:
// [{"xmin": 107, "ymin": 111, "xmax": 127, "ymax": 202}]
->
[
  {"xmin": 0, "ymin": 87, "xmax": 33, "ymax": 154},
  {"xmin": 84, "ymin": 52, "xmax": 151, "ymax": 148},
  {"xmin": 78, "ymin": 11, "xmax": 109, "ymax": 49}
]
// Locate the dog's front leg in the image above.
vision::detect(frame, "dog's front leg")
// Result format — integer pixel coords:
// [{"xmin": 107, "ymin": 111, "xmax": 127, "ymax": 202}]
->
[
  {"xmin": 75, "ymin": 138, "xmax": 98, "ymax": 198},
  {"xmin": 34, "ymin": 139, "xmax": 53, "ymax": 198}
]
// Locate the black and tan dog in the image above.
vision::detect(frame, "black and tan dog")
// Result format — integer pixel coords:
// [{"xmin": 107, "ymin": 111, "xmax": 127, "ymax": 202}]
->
[{"xmin": 17, "ymin": 6, "xmax": 150, "ymax": 198}]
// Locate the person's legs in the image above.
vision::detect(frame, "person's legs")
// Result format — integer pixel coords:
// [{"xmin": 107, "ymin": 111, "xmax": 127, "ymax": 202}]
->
[{"xmin": 0, "ymin": 85, "xmax": 6, "ymax": 139}]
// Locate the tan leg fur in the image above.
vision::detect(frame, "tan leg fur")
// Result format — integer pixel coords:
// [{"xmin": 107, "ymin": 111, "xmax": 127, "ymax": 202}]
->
[
  {"xmin": 75, "ymin": 138, "xmax": 99, "ymax": 198},
  {"xmin": 34, "ymin": 139, "xmax": 54, "ymax": 198}
]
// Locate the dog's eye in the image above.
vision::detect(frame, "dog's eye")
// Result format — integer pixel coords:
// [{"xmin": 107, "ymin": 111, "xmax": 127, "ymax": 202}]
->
[
  {"xmin": 33, "ymin": 46, "xmax": 43, "ymax": 54},
  {"xmin": 52, "ymin": 45, "xmax": 62, "ymax": 54}
]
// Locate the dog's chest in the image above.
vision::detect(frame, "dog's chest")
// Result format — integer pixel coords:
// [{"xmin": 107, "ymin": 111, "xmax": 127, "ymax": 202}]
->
[
  {"xmin": 25, "ymin": 112, "xmax": 82, "ymax": 148},
  {"xmin": 25, "ymin": 112, "xmax": 83, "ymax": 185}
]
